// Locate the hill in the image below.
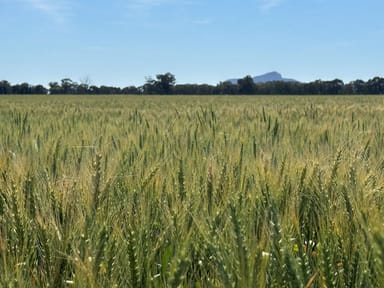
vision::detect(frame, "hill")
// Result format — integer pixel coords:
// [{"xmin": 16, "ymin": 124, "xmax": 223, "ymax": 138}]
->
[{"xmin": 227, "ymin": 71, "xmax": 298, "ymax": 84}]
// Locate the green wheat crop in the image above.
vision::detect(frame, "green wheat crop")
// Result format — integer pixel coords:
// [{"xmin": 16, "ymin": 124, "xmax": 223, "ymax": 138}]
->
[{"xmin": 0, "ymin": 95, "xmax": 384, "ymax": 287}]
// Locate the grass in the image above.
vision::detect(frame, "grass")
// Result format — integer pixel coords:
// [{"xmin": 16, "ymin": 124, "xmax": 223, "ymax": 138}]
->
[{"xmin": 1, "ymin": 95, "xmax": 384, "ymax": 287}]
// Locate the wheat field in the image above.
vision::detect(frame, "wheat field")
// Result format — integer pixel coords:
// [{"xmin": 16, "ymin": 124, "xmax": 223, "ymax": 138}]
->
[{"xmin": 1, "ymin": 95, "xmax": 384, "ymax": 287}]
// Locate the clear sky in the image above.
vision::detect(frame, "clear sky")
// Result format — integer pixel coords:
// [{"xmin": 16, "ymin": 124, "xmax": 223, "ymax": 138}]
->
[{"xmin": 1, "ymin": 0, "xmax": 383, "ymax": 87}]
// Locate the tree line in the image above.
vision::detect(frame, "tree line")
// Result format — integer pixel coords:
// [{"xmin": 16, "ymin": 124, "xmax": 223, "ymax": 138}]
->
[{"xmin": 1, "ymin": 73, "xmax": 384, "ymax": 95}]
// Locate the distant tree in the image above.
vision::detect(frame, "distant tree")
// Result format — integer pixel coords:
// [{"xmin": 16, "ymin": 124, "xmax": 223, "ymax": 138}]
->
[
  {"xmin": 196, "ymin": 84, "xmax": 215, "ymax": 95},
  {"xmin": 350, "ymin": 80, "xmax": 366, "ymax": 94},
  {"xmin": 98, "ymin": 85, "xmax": 121, "ymax": 94},
  {"xmin": 88, "ymin": 85, "xmax": 100, "ymax": 94},
  {"xmin": 304, "ymin": 80, "xmax": 322, "ymax": 95},
  {"xmin": 142, "ymin": 76, "xmax": 157, "ymax": 94},
  {"xmin": 76, "ymin": 84, "xmax": 89, "ymax": 94},
  {"xmin": 155, "ymin": 73, "xmax": 176, "ymax": 94},
  {"xmin": 0, "ymin": 80, "xmax": 12, "ymax": 94},
  {"xmin": 4, "ymin": 74, "xmax": 384, "ymax": 96},
  {"xmin": 61, "ymin": 78, "xmax": 78, "ymax": 94},
  {"xmin": 76, "ymin": 76, "xmax": 92, "ymax": 94},
  {"xmin": 122, "ymin": 86, "xmax": 140, "ymax": 94},
  {"xmin": 32, "ymin": 84, "xmax": 48, "ymax": 94},
  {"xmin": 143, "ymin": 73, "xmax": 176, "ymax": 94},
  {"xmin": 216, "ymin": 81, "xmax": 239, "ymax": 95},
  {"xmin": 342, "ymin": 80, "xmax": 366, "ymax": 94},
  {"xmin": 367, "ymin": 77, "xmax": 384, "ymax": 94},
  {"xmin": 324, "ymin": 79, "xmax": 344, "ymax": 94},
  {"xmin": 173, "ymin": 84, "xmax": 198, "ymax": 95},
  {"xmin": 49, "ymin": 82, "xmax": 62, "ymax": 94},
  {"xmin": 238, "ymin": 76, "xmax": 256, "ymax": 94},
  {"xmin": 12, "ymin": 82, "xmax": 32, "ymax": 94},
  {"xmin": 258, "ymin": 81, "xmax": 285, "ymax": 95}
]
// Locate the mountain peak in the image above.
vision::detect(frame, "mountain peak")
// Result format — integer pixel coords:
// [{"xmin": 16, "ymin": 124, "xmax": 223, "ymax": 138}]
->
[
  {"xmin": 254, "ymin": 71, "xmax": 283, "ymax": 82},
  {"xmin": 227, "ymin": 71, "xmax": 297, "ymax": 84}
]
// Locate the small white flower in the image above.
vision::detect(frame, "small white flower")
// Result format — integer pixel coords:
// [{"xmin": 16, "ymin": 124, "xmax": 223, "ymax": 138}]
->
[{"xmin": 262, "ymin": 251, "xmax": 271, "ymax": 258}]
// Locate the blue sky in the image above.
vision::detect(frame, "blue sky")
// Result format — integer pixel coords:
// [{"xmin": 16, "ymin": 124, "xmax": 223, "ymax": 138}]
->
[{"xmin": 1, "ymin": 0, "xmax": 383, "ymax": 87}]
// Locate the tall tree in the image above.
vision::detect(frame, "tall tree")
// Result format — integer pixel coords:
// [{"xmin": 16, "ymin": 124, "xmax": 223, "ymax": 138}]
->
[
  {"xmin": 143, "ymin": 73, "xmax": 176, "ymax": 94},
  {"xmin": 155, "ymin": 72, "xmax": 176, "ymax": 94},
  {"xmin": 367, "ymin": 77, "xmax": 384, "ymax": 94},
  {"xmin": 49, "ymin": 82, "xmax": 62, "ymax": 94},
  {"xmin": 238, "ymin": 76, "xmax": 256, "ymax": 94},
  {"xmin": 0, "ymin": 80, "xmax": 12, "ymax": 94},
  {"xmin": 61, "ymin": 78, "xmax": 78, "ymax": 94}
]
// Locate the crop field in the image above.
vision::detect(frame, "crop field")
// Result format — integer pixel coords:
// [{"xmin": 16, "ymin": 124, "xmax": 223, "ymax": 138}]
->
[{"xmin": 1, "ymin": 95, "xmax": 384, "ymax": 287}]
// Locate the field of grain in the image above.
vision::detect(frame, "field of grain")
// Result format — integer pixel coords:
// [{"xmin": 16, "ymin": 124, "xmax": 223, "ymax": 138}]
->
[{"xmin": 1, "ymin": 95, "xmax": 384, "ymax": 287}]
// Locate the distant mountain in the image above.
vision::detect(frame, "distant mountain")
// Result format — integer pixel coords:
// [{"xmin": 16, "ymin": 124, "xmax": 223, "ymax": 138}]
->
[{"xmin": 227, "ymin": 71, "xmax": 298, "ymax": 84}]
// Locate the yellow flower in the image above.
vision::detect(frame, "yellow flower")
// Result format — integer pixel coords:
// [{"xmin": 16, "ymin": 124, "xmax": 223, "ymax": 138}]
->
[{"xmin": 293, "ymin": 244, "xmax": 299, "ymax": 252}]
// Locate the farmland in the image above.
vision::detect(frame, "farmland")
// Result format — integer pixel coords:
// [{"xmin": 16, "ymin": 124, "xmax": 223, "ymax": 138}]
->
[{"xmin": 1, "ymin": 95, "xmax": 384, "ymax": 287}]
